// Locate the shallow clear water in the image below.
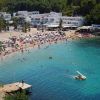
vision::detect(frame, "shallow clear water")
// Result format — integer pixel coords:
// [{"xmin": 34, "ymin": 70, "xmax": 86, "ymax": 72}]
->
[{"xmin": 0, "ymin": 38, "xmax": 100, "ymax": 100}]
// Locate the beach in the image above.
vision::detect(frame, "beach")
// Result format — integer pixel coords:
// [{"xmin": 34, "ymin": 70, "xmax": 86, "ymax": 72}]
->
[
  {"xmin": 0, "ymin": 28, "xmax": 37, "ymax": 40},
  {"xmin": 0, "ymin": 28, "xmax": 96, "ymax": 61},
  {"xmin": 0, "ymin": 28, "xmax": 74, "ymax": 59}
]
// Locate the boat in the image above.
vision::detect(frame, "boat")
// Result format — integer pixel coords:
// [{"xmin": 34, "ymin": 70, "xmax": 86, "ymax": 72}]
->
[{"xmin": 74, "ymin": 71, "xmax": 86, "ymax": 80}]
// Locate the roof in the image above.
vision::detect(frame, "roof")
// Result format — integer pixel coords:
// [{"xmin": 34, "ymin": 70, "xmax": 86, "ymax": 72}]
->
[
  {"xmin": 77, "ymin": 26, "xmax": 92, "ymax": 30},
  {"xmin": 47, "ymin": 24, "xmax": 59, "ymax": 28},
  {"xmin": 62, "ymin": 24, "xmax": 78, "ymax": 28}
]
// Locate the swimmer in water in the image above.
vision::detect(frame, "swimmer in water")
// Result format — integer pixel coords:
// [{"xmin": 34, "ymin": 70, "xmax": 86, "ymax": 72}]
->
[
  {"xmin": 49, "ymin": 56, "xmax": 52, "ymax": 59},
  {"xmin": 44, "ymin": 46, "xmax": 49, "ymax": 49},
  {"xmin": 22, "ymin": 58, "xmax": 26, "ymax": 60}
]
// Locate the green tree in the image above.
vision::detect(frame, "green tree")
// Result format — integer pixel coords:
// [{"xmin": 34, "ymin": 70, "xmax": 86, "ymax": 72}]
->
[
  {"xmin": 86, "ymin": 3, "xmax": 100, "ymax": 24},
  {"xmin": 80, "ymin": 0, "xmax": 96, "ymax": 16},
  {"xmin": 4, "ymin": 91, "xmax": 29, "ymax": 100},
  {"xmin": 0, "ymin": 17, "xmax": 6, "ymax": 32},
  {"xmin": 91, "ymin": 4, "xmax": 100, "ymax": 24},
  {"xmin": 58, "ymin": 18, "xmax": 63, "ymax": 35},
  {"xmin": 12, "ymin": 17, "xmax": 19, "ymax": 30},
  {"xmin": 22, "ymin": 22, "xmax": 30, "ymax": 33},
  {"xmin": 0, "ymin": 0, "xmax": 99, "ymax": 25},
  {"xmin": 0, "ymin": 41, "xmax": 4, "ymax": 53}
]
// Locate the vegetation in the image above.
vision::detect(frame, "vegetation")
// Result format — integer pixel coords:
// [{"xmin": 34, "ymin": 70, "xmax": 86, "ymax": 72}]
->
[
  {"xmin": 0, "ymin": 17, "xmax": 7, "ymax": 32},
  {"xmin": 0, "ymin": 41, "xmax": 4, "ymax": 53},
  {"xmin": 58, "ymin": 18, "xmax": 63, "ymax": 35},
  {"xmin": 4, "ymin": 91, "xmax": 29, "ymax": 100},
  {"xmin": 12, "ymin": 17, "xmax": 19, "ymax": 30},
  {"xmin": 22, "ymin": 22, "xmax": 31, "ymax": 33},
  {"xmin": 0, "ymin": 0, "xmax": 99, "ymax": 25}
]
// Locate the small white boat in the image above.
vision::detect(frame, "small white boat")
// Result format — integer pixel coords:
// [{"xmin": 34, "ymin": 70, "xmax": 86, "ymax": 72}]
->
[{"xmin": 74, "ymin": 71, "xmax": 86, "ymax": 80}]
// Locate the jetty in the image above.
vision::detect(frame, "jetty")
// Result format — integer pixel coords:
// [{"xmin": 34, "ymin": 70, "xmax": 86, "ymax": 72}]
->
[{"xmin": 0, "ymin": 82, "xmax": 32, "ymax": 100}]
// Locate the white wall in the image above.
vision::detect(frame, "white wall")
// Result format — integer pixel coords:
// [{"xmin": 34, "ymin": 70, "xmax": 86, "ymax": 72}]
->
[{"xmin": 62, "ymin": 16, "xmax": 84, "ymax": 27}]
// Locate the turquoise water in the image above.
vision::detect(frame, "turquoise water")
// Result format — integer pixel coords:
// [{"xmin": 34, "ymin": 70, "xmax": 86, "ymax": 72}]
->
[{"xmin": 0, "ymin": 38, "xmax": 100, "ymax": 100}]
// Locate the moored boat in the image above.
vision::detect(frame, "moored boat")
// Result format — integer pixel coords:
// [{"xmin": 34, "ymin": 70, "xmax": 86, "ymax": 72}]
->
[{"xmin": 74, "ymin": 71, "xmax": 86, "ymax": 80}]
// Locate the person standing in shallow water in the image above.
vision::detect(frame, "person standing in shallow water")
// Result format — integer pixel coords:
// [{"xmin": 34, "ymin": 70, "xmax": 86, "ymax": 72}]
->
[
  {"xmin": 38, "ymin": 44, "xmax": 40, "ymax": 49},
  {"xmin": 21, "ymin": 48, "xmax": 24, "ymax": 53},
  {"xmin": 66, "ymin": 38, "xmax": 67, "ymax": 43}
]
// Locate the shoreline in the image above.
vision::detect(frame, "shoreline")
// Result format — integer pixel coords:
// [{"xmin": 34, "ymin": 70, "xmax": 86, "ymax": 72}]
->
[
  {"xmin": 0, "ymin": 36, "xmax": 66, "ymax": 61},
  {"xmin": 0, "ymin": 29, "xmax": 96, "ymax": 61},
  {"xmin": 0, "ymin": 36, "xmax": 98, "ymax": 62}
]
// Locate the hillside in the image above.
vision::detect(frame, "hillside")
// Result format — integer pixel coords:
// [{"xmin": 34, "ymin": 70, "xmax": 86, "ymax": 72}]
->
[{"xmin": 0, "ymin": 0, "xmax": 100, "ymax": 24}]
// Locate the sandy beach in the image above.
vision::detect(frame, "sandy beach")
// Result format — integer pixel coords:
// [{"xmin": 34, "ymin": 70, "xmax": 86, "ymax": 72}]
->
[
  {"xmin": 0, "ymin": 28, "xmax": 37, "ymax": 41},
  {"xmin": 0, "ymin": 28, "xmax": 66, "ymax": 59},
  {"xmin": 0, "ymin": 28, "xmax": 95, "ymax": 61}
]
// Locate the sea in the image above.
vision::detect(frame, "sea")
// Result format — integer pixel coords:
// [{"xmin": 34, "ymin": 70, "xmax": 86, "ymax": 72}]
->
[{"xmin": 0, "ymin": 38, "xmax": 100, "ymax": 100}]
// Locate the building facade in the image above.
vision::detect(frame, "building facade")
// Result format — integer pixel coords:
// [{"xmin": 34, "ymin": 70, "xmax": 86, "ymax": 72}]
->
[
  {"xmin": 0, "ymin": 12, "xmax": 11, "ymax": 21},
  {"xmin": 30, "ymin": 12, "xmax": 84, "ymax": 28},
  {"xmin": 12, "ymin": 11, "xmax": 84, "ymax": 28},
  {"xmin": 62, "ymin": 16, "xmax": 84, "ymax": 28}
]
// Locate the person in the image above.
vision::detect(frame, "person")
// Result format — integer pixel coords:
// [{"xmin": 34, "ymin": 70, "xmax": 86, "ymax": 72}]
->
[
  {"xmin": 22, "ymin": 80, "xmax": 24, "ymax": 87},
  {"xmin": 66, "ymin": 38, "xmax": 67, "ymax": 43},
  {"xmin": 49, "ymin": 56, "xmax": 52, "ymax": 59}
]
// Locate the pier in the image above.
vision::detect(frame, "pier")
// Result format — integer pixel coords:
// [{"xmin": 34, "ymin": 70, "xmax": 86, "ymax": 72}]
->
[{"xmin": 0, "ymin": 82, "xmax": 32, "ymax": 100}]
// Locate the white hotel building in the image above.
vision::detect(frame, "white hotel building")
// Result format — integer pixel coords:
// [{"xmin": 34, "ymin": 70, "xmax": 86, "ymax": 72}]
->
[
  {"xmin": 14, "ymin": 11, "xmax": 84, "ymax": 29},
  {"xmin": 30, "ymin": 12, "xmax": 84, "ymax": 29},
  {"xmin": 31, "ymin": 12, "xmax": 62, "ymax": 26},
  {"xmin": 62, "ymin": 16, "xmax": 84, "ymax": 27},
  {"xmin": 0, "ymin": 12, "xmax": 11, "ymax": 21}
]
